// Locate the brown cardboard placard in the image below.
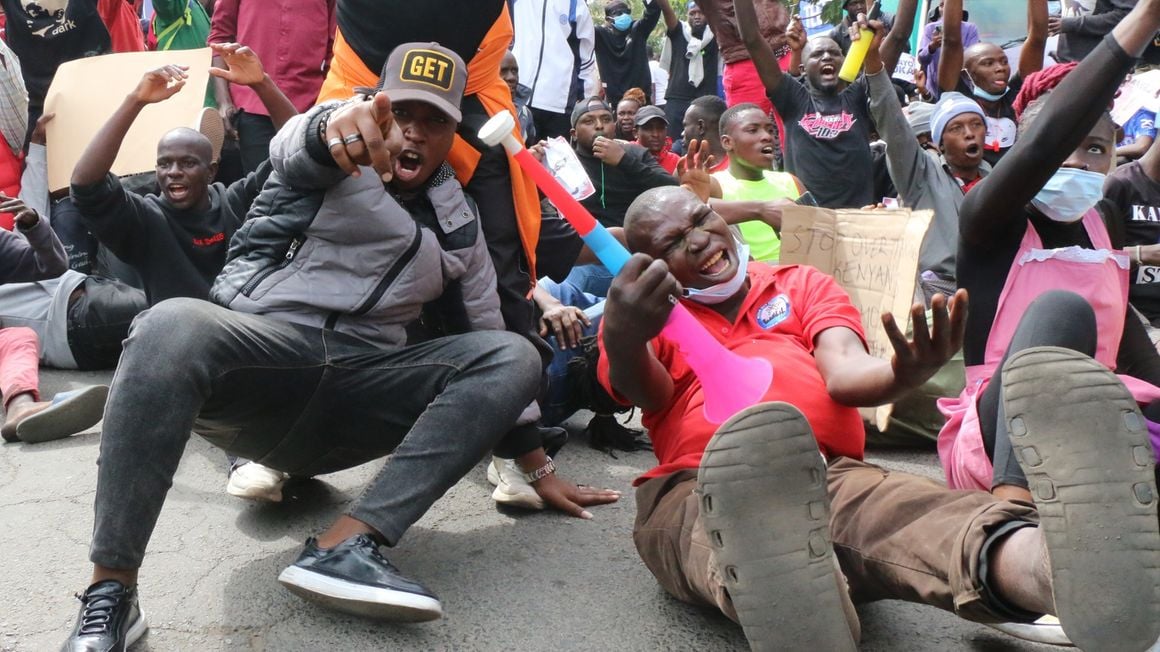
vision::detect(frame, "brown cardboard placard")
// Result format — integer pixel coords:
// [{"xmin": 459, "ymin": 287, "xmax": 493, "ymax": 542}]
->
[
  {"xmin": 779, "ymin": 206, "xmax": 933, "ymax": 429},
  {"xmin": 44, "ymin": 48, "xmax": 212, "ymax": 192}
]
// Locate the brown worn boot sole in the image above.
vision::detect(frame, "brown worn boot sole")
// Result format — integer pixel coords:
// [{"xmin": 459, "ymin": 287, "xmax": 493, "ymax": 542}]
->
[{"xmin": 696, "ymin": 402, "xmax": 857, "ymax": 652}]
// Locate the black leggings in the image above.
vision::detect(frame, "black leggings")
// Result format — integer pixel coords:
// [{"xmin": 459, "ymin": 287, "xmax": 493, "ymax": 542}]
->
[
  {"xmin": 977, "ymin": 290, "xmax": 1160, "ymax": 489},
  {"xmin": 977, "ymin": 291, "xmax": 1097, "ymax": 489}
]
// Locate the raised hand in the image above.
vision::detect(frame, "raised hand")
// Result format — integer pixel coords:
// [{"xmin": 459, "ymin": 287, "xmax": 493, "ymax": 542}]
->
[
  {"xmin": 788, "ymin": 15, "xmax": 807, "ymax": 52},
  {"xmin": 676, "ymin": 138, "xmax": 716, "ymax": 203},
  {"xmin": 132, "ymin": 65, "xmax": 188, "ymax": 105},
  {"xmin": 882, "ymin": 289, "xmax": 968, "ymax": 389},
  {"xmin": 208, "ymin": 42, "xmax": 267, "ymax": 87}
]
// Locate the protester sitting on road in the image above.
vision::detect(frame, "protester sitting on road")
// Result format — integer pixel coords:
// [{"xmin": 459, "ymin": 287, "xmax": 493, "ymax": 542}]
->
[
  {"xmin": 935, "ymin": 0, "xmax": 1047, "ymax": 166},
  {"xmin": 1105, "ymin": 121, "xmax": 1160, "ymax": 350},
  {"xmin": 734, "ymin": 0, "xmax": 911, "ymax": 208},
  {"xmin": 69, "ymin": 44, "xmax": 297, "ymax": 501},
  {"xmin": 680, "ymin": 94, "xmax": 731, "ymax": 172},
  {"xmin": 599, "ymin": 184, "xmax": 1160, "ymax": 652},
  {"xmin": 939, "ymin": 1, "xmax": 1160, "ymax": 507},
  {"xmin": 69, "ymin": 43, "xmax": 294, "ymax": 306},
  {"xmin": 0, "ymin": 115, "xmax": 147, "ymax": 374},
  {"xmin": 0, "ymin": 194, "xmax": 108, "ymax": 444},
  {"xmin": 634, "ymin": 105, "xmax": 680, "ymax": 173},
  {"xmin": 866, "ymin": 14, "xmax": 990, "ymax": 304},
  {"xmin": 711, "ymin": 103, "xmax": 804, "ymax": 263},
  {"xmin": 59, "ymin": 42, "xmax": 620, "ymax": 652}
]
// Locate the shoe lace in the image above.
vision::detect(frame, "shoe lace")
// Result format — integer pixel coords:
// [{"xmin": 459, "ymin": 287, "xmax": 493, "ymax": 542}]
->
[
  {"xmin": 74, "ymin": 590, "xmax": 122, "ymax": 636},
  {"xmin": 352, "ymin": 534, "xmax": 399, "ymax": 570}
]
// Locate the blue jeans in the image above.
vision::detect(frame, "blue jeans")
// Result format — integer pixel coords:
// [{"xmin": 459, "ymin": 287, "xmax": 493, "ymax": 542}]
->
[
  {"xmin": 563, "ymin": 263, "xmax": 614, "ymax": 298},
  {"xmin": 540, "ymin": 279, "xmax": 604, "ymax": 427},
  {"xmin": 90, "ymin": 299, "xmax": 541, "ymax": 569}
]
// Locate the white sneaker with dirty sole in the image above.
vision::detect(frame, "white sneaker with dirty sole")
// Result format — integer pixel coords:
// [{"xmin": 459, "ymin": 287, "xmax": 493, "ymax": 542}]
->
[
  {"xmin": 486, "ymin": 456, "xmax": 544, "ymax": 510},
  {"xmin": 226, "ymin": 462, "xmax": 289, "ymax": 502}
]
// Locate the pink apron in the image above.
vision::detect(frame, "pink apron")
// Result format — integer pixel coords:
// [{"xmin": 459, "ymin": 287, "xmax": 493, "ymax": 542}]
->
[{"xmin": 937, "ymin": 209, "xmax": 1160, "ymax": 490}]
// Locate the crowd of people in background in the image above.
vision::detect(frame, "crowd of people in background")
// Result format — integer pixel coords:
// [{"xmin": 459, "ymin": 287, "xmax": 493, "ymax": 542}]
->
[{"xmin": 1, "ymin": 0, "xmax": 1160, "ymax": 651}]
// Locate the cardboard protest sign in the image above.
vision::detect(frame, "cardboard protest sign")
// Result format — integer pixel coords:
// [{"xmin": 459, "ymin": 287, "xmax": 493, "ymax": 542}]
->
[
  {"xmin": 44, "ymin": 48, "xmax": 212, "ymax": 192},
  {"xmin": 779, "ymin": 206, "xmax": 933, "ymax": 428}
]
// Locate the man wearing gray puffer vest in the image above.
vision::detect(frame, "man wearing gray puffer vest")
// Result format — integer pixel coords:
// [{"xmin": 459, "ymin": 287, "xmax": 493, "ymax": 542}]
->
[{"xmin": 60, "ymin": 42, "xmax": 619, "ymax": 652}]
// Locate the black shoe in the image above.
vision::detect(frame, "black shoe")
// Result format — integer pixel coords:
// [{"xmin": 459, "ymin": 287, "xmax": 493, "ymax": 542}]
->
[
  {"xmin": 277, "ymin": 534, "xmax": 442, "ymax": 622},
  {"xmin": 61, "ymin": 580, "xmax": 148, "ymax": 652}
]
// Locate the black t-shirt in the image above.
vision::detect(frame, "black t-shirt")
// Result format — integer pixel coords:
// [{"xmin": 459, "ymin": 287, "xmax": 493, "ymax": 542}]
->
[
  {"xmin": 337, "ymin": 0, "xmax": 505, "ymax": 74},
  {"xmin": 70, "ymin": 164, "xmax": 271, "ymax": 305},
  {"xmin": 769, "ymin": 76, "xmax": 874, "ymax": 209},
  {"xmin": 593, "ymin": 0, "xmax": 662, "ymax": 106},
  {"xmin": 664, "ymin": 24, "xmax": 719, "ymax": 101},
  {"xmin": 1104, "ymin": 161, "xmax": 1160, "ymax": 323},
  {"xmin": 954, "ymin": 73, "xmax": 1024, "ymax": 167},
  {"xmin": 1, "ymin": 0, "xmax": 111, "ymax": 112}
]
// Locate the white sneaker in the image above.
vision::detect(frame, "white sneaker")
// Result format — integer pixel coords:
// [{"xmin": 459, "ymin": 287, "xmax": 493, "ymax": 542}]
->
[
  {"xmin": 226, "ymin": 462, "xmax": 289, "ymax": 502},
  {"xmin": 486, "ymin": 456, "xmax": 544, "ymax": 510},
  {"xmin": 986, "ymin": 615, "xmax": 1073, "ymax": 646}
]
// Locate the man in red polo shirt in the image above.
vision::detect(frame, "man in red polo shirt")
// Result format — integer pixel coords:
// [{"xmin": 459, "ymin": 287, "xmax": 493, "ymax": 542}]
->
[
  {"xmin": 209, "ymin": 0, "xmax": 336, "ymax": 173},
  {"xmin": 597, "ymin": 185, "xmax": 1160, "ymax": 650}
]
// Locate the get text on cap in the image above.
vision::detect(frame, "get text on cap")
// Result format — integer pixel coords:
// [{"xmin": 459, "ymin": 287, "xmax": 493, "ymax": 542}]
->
[{"xmin": 379, "ymin": 42, "xmax": 466, "ymax": 123}]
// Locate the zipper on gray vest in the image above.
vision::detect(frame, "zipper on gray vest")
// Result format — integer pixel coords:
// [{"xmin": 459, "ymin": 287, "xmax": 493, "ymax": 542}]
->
[
  {"xmin": 240, "ymin": 236, "xmax": 305, "ymax": 297},
  {"xmin": 350, "ymin": 226, "xmax": 423, "ymax": 316}
]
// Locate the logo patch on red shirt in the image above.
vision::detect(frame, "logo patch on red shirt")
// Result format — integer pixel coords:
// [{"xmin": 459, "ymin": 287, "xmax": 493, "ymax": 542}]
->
[
  {"xmin": 798, "ymin": 111, "xmax": 857, "ymax": 140},
  {"xmin": 756, "ymin": 294, "xmax": 791, "ymax": 329}
]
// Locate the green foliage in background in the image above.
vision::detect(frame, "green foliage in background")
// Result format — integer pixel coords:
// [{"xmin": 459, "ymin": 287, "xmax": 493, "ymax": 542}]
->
[{"xmin": 587, "ymin": 0, "xmax": 846, "ymax": 54}]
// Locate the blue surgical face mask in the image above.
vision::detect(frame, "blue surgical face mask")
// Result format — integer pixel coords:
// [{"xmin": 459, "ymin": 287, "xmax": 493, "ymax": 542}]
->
[
  {"xmin": 612, "ymin": 13, "xmax": 633, "ymax": 31},
  {"xmin": 1030, "ymin": 167, "xmax": 1107, "ymax": 223},
  {"xmin": 684, "ymin": 240, "xmax": 750, "ymax": 305},
  {"xmin": 965, "ymin": 70, "xmax": 1009, "ymax": 102}
]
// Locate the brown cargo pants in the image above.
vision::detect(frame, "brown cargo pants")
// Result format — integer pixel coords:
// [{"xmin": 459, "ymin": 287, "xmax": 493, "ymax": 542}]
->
[{"xmin": 632, "ymin": 457, "xmax": 1040, "ymax": 624}]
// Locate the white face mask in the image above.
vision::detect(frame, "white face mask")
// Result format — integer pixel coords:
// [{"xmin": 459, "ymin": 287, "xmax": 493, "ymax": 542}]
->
[
  {"xmin": 1030, "ymin": 167, "xmax": 1107, "ymax": 223},
  {"xmin": 683, "ymin": 239, "xmax": 750, "ymax": 305}
]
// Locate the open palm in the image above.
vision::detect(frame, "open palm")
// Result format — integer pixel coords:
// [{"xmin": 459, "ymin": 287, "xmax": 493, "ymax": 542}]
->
[
  {"xmin": 209, "ymin": 42, "xmax": 266, "ymax": 86},
  {"xmin": 132, "ymin": 65, "xmax": 188, "ymax": 104}
]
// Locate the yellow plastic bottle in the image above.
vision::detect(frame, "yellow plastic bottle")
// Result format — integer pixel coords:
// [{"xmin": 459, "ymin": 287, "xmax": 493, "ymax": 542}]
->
[{"xmin": 838, "ymin": 28, "xmax": 875, "ymax": 82}]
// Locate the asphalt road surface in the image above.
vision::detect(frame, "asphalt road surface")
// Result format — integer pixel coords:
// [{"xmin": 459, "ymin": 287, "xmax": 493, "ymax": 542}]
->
[{"xmin": 0, "ymin": 368, "xmax": 1131, "ymax": 651}]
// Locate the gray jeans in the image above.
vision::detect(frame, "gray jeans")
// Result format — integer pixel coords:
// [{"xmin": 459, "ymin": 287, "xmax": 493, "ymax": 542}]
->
[{"xmin": 90, "ymin": 298, "xmax": 541, "ymax": 570}]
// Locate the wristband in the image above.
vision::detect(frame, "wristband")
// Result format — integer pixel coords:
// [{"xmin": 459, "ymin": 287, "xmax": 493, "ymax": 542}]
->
[{"xmin": 523, "ymin": 456, "xmax": 556, "ymax": 483}]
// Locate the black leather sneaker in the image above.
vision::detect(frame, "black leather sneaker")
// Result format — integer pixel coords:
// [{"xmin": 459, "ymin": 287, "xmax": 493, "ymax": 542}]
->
[
  {"xmin": 277, "ymin": 534, "xmax": 442, "ymax": 622},
  {"xmin": 61, "ymin": 580, "xmax": 148, "ymax": 652}
]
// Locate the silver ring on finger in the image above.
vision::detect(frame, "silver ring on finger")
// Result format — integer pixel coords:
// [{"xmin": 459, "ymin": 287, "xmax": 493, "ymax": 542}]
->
[
  {"xmin": 342, "ymin": 133, "xmax": 363, "ymax": 145},
  {"xmin": 326, "ymin": 137, "xmax": 345, "ymax": 149},
  {"xmin": 667, "ymin": 294, "xmax": 679, "ymax": 306}
]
